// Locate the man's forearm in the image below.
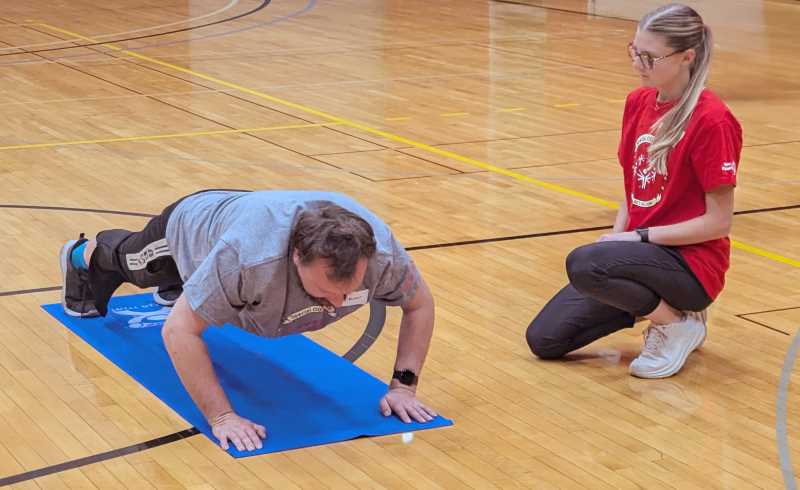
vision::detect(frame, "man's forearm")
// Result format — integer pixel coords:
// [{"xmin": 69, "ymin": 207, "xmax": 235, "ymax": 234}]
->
[
  {"xmin": 163, "ymin": 328, "xmax": 233, "ymax": 422},
  {"xmin": 392, "ymin": 282, "xmax": 435, "ymax": 388}
]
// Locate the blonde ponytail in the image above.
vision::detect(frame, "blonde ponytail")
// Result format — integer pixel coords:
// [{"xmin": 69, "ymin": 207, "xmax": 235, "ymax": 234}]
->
[{"xmin": 641, "ymin": 5, "xmax": 712, "ymax": 175}]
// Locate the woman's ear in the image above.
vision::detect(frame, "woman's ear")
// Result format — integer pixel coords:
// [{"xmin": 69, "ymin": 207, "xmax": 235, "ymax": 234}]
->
[{"xmin": 682, "ymin": 48, "xmax": 697, "ymax": 67}]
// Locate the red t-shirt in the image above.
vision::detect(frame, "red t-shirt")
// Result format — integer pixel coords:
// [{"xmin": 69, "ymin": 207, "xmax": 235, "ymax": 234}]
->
[{"xmin": 618, "ymin": 87, "xmax": 742, "ymax": 300}]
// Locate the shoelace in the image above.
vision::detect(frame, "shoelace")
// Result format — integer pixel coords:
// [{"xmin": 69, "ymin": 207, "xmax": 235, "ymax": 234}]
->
[{"xmin": 642, "ymin": 325, "xmax": 668, "ymax": 355}]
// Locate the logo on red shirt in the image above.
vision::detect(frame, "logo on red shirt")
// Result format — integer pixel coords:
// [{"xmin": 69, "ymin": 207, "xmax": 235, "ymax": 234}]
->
[{"xmin": 631, "ymin": 133, "xmax": 664, "ymax": 208}]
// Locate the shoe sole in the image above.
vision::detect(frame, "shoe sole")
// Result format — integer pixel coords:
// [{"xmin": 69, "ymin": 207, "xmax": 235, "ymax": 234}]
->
[
  {"xmin": 630, "ymin": 327, "xmax": 706, "ymax": 379},
  {"xmin": 60, "ymin": 240, "xmax": 99, "ymax": 318},
  {"xmin": 152, "ymin": 290, "xmax": 177, "ymax": 307}
]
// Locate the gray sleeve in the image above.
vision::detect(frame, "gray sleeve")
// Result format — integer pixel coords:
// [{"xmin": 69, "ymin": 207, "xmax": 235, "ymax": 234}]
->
[
  {"xmin": 372, "ymin": 237, "xmax": 420, "ymax": 307},
  {"xmin": 182, "ymin": 240, "xmax": 244, "ymax": 326}
]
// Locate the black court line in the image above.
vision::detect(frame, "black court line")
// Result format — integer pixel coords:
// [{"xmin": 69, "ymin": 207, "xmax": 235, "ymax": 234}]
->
[
  {"xmin": 0, "ymin": 428, "xmax": 200, "ymax": 487},
  {"xmin": 742, "ymin": 139, "xmax": 800, "ymax": 149},
  {"xmin": 0, "ymin": 1, "xmax": 271, "ymax": 57},
  {"xmin": 0, "ymin": 286, "xmax": 60, "ymax": 297},
  {"xmin": 736, "ymin": 315, "xmax": 794, "ymax": 336},
  {"xmin": 739, "ymin": 306, "xmax": 800, "ymax": 316},
  {"xmin": 0, "ymin": 204, "xmax": 155, "ymax": 218},
  {"xmin": 407, "ymin": 224, "xmax": 612, "ymax": 251},
  {"xmin": 491, "ymin": 0, "xmax": 638, "ymax": 23},
  {"xmin": 736, "ymin": 306, "xmax": 800, "ymax": 336},
  {"xmin": 732, "ymin": 204, "xmax": 800, "ymax": 216},
  {"xmin": 403, "ymin": 202, "xmax": 800, "ymax": 250},
  {"xmin": 736, "ymin": 305, "xmax": 800, "ymax": 336}
]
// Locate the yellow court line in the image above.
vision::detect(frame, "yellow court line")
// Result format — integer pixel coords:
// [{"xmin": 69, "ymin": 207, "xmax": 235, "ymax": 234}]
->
[
  {"xmin": 732, "ymin": 240, "xmax": 800, "ymax": 268},
  {"xmin": 0, "ymin": 122, "xmax": 336, "ymax": 151},
  {"xmin": 554, "ymin": 103, "xmax": 581, "ymax": 108},
  {"xmin": 440, "ymin": 112, "xmax": 469, "ymax": 118},
  {"xmin": 37, "ymin": 23, "xmax": 800, "ymax": 269}
]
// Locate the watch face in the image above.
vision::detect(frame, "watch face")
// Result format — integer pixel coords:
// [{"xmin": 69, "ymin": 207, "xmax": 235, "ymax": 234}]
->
[{"xmin": 396, "ymin": 370, "xmax": 417, "ymax": 385}]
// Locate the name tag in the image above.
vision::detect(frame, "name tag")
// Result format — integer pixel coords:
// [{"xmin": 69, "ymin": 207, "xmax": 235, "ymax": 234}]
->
[{"xmin": 342, "ymin": 289, "xmax": 369, "ymax": 307}]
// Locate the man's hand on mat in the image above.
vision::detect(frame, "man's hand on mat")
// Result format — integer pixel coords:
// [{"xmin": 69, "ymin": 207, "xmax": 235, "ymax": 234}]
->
[
  {"xmin": 597, "ymin": 231, "xmax": 641, "ymax": 242},
  {"xmin": 211, "ymin": 411, "xmax": 267, "ymax": 451},
  {"xmin": 380, "ymin": 387, "xmax": 438, "ymax": 423}
]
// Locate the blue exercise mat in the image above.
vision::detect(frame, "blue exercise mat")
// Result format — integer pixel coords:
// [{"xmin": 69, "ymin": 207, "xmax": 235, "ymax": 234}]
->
[{"xmin": 42, "ymin": 294, "xmax": 452, "ymax": 458}]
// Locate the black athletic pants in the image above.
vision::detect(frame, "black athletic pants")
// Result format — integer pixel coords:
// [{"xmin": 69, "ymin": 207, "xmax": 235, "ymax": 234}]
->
[{"xmin": 525, "ymin": 241, "xmax": 712, "ymax": 359}]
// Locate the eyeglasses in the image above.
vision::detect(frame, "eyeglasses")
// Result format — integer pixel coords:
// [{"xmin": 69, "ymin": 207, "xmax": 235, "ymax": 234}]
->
[{"xmin": 627, "ymin": 42, "xmax": 682, "ymax": 70}]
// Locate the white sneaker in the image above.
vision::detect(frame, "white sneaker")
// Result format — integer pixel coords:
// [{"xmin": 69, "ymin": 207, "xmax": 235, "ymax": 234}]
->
[
  {"xmin": 685, "ymin": 309, "xmax": 708, "ymax": 348},
  {"xmin": 629, "ymin": 313, "xmax": 707, "ymax": 379}
]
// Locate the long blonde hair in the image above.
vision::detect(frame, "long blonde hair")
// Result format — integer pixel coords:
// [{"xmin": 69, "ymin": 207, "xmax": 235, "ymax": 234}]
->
[{"xmin": 640, "ymin": 4, "xmax": 712, "ymax": 175}]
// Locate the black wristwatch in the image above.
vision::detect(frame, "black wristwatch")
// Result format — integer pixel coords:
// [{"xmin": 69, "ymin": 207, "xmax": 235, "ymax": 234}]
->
[
  {"xmin": 392, "ymin": 369, "xmax": 418, "ymax": 387},
  {"xmin": 635, "ymin": 228, "xmax": 650, "ymax": 243}
]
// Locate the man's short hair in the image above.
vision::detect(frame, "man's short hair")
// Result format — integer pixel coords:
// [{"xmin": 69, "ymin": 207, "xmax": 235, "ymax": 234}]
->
[{"xmin": 290, "ymin": 203, "xmax": 377, "ymax": 281}]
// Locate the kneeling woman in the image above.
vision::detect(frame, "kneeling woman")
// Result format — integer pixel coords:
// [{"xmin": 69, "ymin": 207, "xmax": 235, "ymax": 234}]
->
[{"xmin": 526, "ymin": 3, "xmax": 742, "ymax": 378}]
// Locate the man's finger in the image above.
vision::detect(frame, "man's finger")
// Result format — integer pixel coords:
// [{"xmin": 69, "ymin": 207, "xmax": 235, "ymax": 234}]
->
[
  {"xmin": 231, "ymin": 435, "xmax": 245, "ymax": 452},
  {"xmin": 239, "ymin": 428, "xmax": 255, "ymax": 451},
  {"xmin": 407, "ymin": 406, "xmax": 427, "ymax": 423},
  {"xmin": 244, "ymin": 436, "xmax": 255, "ymax": 452},
  {"xmin": 245, "ymin": 427, "xmax": 263, "ymax": 450},
  {"xmin": 420, "ymin": 404, "xmax": 438, "ymax": 419},
  {"xmin": 395, "ymin": 404, "xmax": 412, "ymax": 423},
  {"xmin": 380, "ymin": 397, "xmax": 392, "ymax": 417},
  {"xmin": 219, "ymin": 433, "xmax": 230, "ymax": 450},
  {"xmin": 254, "ymin": 424, "xmax": 267, "ymax": 439},
  {"xmin": 413, "ymin": 404, "xmax": 433, "ymax": 422}
]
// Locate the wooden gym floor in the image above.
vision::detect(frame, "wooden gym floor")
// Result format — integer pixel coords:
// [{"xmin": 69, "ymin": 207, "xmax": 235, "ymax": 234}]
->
[{"xmin": 0, "ymin": 0, "xmax": 798, "ymax": 488}]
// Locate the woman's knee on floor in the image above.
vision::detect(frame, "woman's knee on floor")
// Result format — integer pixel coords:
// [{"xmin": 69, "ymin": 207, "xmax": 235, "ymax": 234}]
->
[{"xmin": 525, "ymin": 318, "xmax": 572, "ymax": 360}]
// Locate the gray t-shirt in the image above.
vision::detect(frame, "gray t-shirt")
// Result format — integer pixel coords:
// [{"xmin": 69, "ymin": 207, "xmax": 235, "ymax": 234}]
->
[{"xmin": 165, "ymin": 190, "xmax": 419, "ymax": 337}]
